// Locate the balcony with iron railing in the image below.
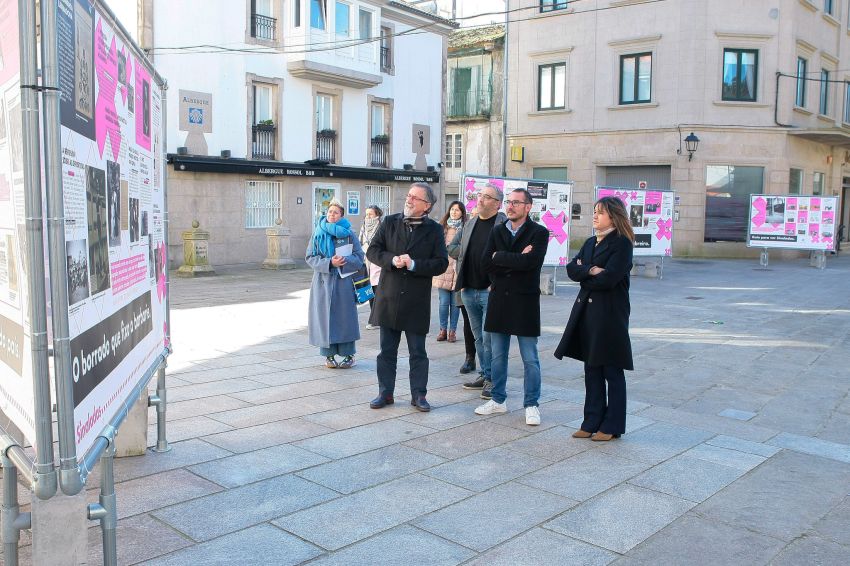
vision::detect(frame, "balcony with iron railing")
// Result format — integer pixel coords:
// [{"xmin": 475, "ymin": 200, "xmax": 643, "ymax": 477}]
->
[
  {"xmin": 370, "ymin": 136, "xmax": 389, "ymax": 167},
  {"xmin": 251, "ymin": 13, "xmax": 276, "ymax": 41},
  {"xmin": 252, "ymin": 123, "xmax": 276, "ymax": 160},
  {"xmin": 316, "ymin": 130, "xmax": 337, "ymax": 163},
  {"xmin": 447, "ymin": 87, "xmax": 492, "ymax": 120}
]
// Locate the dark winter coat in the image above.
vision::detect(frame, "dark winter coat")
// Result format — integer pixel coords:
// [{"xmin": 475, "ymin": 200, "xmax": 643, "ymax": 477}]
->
[
  {"xmin": 366, "ymin": 213, "xmax": 449, "ymax": 334},
  {"xmin": 554, "ymin": 232, "xmax": 634, "ymax": 370},
  {"xmin": 447, "ymin": 212, "xmax": 508, "ymax": 291},
  {"xmin": 482, "ymin": 220, "xmax": 549, "ymax": 337}
]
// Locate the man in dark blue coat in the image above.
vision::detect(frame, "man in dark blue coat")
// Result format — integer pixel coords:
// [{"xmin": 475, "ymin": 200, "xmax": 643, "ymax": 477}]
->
[
  {"xmin": 474, "ymin": 188, "xmax": 549, "ymax": 426},
  {"xmin": 366, "ymin": 183, "xmax": 449, "ymax": 412}
]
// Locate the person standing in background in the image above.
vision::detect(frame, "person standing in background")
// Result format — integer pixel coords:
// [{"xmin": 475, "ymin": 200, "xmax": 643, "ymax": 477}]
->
[{"xmin": 359, "ymin": 205, "xmax": 383, "ymax": 329}]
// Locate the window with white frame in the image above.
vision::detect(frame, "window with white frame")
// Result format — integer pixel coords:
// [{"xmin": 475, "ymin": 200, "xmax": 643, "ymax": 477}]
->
[
  {"xmin": 813, "ymin": 171, "xmax": 825, "ymax": 195},
  {"xmin": 316, "ymin": 93, "xmax": 333, "ymax": 131},
  {"xmin": 789, "ymin": 168, "xmax": 803, "ymax": 194},
  {"xmin": 820, "ymin": 69, "xmax": 830, "ymax": 115},
  {"xmin": 254, "ymin": 84, "xmax": 273, "ymax": 124},
  {"xmin": 538, "ymin": 62, "xmax": 566, "ymax": 110},
  {"xmin": 311, "ymin": 0, "xmax": 326, "ymax": 30},
  {"xmin": 796, "ymin": 57, "xmax": 807, "ymax": 108},
  {"xmin": 365, "ymin": 184, "xmax": 391, "ymax": 213},
  {"xmin": 371, "ymin": 104, "xmax": 386, "ymax": 137},
  {"xmin": 445, "ymin": 133, "xmax": 462, "ymax": 168},
  {"xmin": 359, "ymin": 8, "xmax": 372, "ymax": 40},
  {"xmin": 335, "ymin": 1, "xmax": 350, "ymax": 37},
  {"xmin": 825, "ymin": 0, "xmax": 834, "ymax": 16},
  {"xmin": 245, "ymin": 180, "xmax": 283, "ymax": 228}
]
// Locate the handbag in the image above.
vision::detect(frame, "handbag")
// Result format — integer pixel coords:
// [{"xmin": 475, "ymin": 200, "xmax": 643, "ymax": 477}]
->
[{"xmin": 352, "ymin": 264, "xmax": 374, "ymax": 304}]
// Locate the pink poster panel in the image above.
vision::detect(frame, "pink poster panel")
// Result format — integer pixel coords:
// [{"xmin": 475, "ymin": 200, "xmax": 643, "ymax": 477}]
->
[{"xmin": 135, "ymin": 60, "xmax": 151, "ymax": 150}]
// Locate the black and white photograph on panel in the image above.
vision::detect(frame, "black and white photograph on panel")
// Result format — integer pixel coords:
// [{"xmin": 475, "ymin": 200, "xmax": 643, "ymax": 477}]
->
[
  {"xmin": 129, "ymin": 197, "xmax": 139, "ymax": 243},
  {"xmin": 117, "ymin": 51, "xmax": 126, "ymax": 84},
  {"xmin": 140, "ymin": 210, "xmax": 148, "ymax": 237},
  {"xmin": 142, "ymin": 80, "xmax": 150, "ymax": 136},
  {"xmin": 766, "ymin": 197, "xmax": 785, "ymax": 224},
  {"xmin": 147, "ymin": 236, "xmax": 155, "ymax": 278},
  {"xmin": 86, "ymin": 165, "xmax": 110, "ymax": 295},
  {"xmin": 127, "ymin": 85, "xmax": 134, "ymax": 113},
  {"xmin": 66, "ymin": 238, "xmax": 90, "ymax": 306},
  {"xmin": 107, "ymin": 160, "xmax": 121, "ymax": 246},
  {"xmin": 5, "ymin": 234, "xmax": 18, "ymax": 295},
  {"xmin": 7, "ymin": 100, "xmax": 22, "ymax": 174},
  {"xmin": 630, "ymin": 204, "xmax": 644, "ymax": 228}
]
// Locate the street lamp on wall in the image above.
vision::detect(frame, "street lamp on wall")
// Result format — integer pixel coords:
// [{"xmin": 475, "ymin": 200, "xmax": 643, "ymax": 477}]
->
[{"xmin": 678, "ymin": 131, "xmax": 700, "ymax": 161}]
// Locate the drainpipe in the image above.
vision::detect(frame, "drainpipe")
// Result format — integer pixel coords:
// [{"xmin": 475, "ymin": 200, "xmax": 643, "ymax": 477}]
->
[{"xmin": 501, "ymin": 4, "xmax": 509, "ymax": 176}]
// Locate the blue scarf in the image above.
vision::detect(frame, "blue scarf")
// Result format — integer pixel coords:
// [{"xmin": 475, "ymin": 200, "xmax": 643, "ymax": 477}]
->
[{"xmin": 310, "ymin": 216, "xmax": 353, "ymax": 258}]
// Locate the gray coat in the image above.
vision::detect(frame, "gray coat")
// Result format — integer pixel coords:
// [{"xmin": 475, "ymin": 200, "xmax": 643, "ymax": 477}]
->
[
  {"xmin": 447, "ymin": 212, "xmax": 507, "ymax": 291},
  {"xmin": 306, "ymin": 235, "xmax": 365, "ymax": 348}
]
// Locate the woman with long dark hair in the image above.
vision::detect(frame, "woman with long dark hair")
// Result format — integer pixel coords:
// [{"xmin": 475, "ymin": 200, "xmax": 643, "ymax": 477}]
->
[
  {"xmin": 432, "ymin": 201, "xmax": 466, "ymax": 342},
  {"xmin": 306, "ymin": 201, "xmax": 365, "ymax": 369},
  {"xmin": 554, "ymin": 196, "xmax": 635, "ymax": 441}
]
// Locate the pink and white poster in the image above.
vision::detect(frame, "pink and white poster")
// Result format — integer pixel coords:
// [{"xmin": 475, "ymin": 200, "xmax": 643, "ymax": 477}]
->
[
  {"xmin": 596, "ymin": 187, "xmax": 675, "ymax": 257},
  {"xmin": 748, "ymin": 194, "xmax": 838, "ymax": 251}
]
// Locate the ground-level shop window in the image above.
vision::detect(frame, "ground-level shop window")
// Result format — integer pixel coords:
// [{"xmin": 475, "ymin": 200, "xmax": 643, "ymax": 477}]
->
[
  {"xmin": 704, "ymin": 165, "xmax": 763, "ymax": 243},
  {"xmin": 245, "ymin": 180, "xmax": 283, "ymax": 228}
]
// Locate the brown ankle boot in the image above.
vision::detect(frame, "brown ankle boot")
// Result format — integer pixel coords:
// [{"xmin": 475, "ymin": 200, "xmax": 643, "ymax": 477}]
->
[
  {"xmin": 447, "ymin": 330, "xmax": 457, "ymax": 343},
  {"xmin": 436, "ymin": 329, "xmax": 447, "ymax": 341}
]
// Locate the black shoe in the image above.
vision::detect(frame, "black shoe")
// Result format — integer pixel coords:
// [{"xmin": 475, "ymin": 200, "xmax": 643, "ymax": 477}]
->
[
  {"xmin": 459, "ymin": 355, "xmax": 476, "ymax": 374},
  {"xmin": 411, "ymin": 397, "xmax": 431, "ymax": 412},
  {"xmin": 480, "ymin": 380, "xmax": 493, "ymax": 400},
  {"xmin": 370, "ymin": 394, "xmax": 394, "ymax": 409},
  {"xmin": 462, "ymin": 376, "xmax": 485, "ymax": 389}
]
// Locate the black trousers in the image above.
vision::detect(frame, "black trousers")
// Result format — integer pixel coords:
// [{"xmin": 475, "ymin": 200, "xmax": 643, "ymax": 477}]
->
[
  {"xmin": 581, "ymin": 363, "xmax": 627, "ymax": 435},
  {"xmin": 377, "ymin": 327, "xmax": 428, "ymax": 399},
  {"xmin": 459, "ymin": 305, "xmax": 476, "ymax": 357}
]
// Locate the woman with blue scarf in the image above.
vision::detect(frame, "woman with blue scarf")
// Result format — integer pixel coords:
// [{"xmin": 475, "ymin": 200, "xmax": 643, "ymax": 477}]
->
[{"xmin": 306, "ymin": 201, "xmax": 365, "ymax": 368}]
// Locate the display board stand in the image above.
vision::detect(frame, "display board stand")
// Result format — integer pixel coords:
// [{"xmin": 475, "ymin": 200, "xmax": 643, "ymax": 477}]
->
[{"xmin": 809, "ymin": 250, "xmax": 827, "ymax": 269}]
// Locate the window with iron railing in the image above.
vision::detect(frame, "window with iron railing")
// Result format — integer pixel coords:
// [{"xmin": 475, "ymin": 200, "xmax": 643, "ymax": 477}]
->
[
  {"xmin": 316, "ymin": 130, "xmax": 337, "ymax": 163},
  {"xmin": 245, "ymin": 180, "xmax": 283, "ymax": 228},
  {"xmin": 250, "ymin": 0, "xmax": 276, "ymax": 40},
  {"xmin": 447, "ymin": 86, "xmax": 492, "ymax": 118}
]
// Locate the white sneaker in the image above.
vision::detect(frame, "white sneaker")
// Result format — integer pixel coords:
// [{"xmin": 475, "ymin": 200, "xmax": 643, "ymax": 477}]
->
[
  {"xmin": 365, "ymin": 323, "xmax": 377, "ymax": 330},
  {"xmin": 525, "ymin": 406, "xmax": 541, "ymax": 426},
  {"xmin": 475, "ymin": 399, "xmax": 508, "ymax": 415}
]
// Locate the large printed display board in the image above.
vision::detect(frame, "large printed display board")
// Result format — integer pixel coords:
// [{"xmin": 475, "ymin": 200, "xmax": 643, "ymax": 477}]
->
[
  {"xmin": 748, "ymin": 194, "xmax": 839, "ymax": 251},
  {"xmin": 58, "ymin": 0, "xmax": 168, "ymax": 459},
  {"xmin": 0, "ymin": 0, "xmax": 37, "ymax": 444},
  {"xmin": 596, "ymin": 187, "xmax": 675, "ymax": 257},
  {"xmin": 462, "ymin": 175, "xmax": 573, "ymax": 266}
]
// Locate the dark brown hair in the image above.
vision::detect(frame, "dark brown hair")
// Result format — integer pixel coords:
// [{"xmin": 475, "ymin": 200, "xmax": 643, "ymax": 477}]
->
[
  {"xmin": 440, "ymin": 200, "xmax": 467, "ymax": 227},
  {"xmin": 595, "ymin": 196, "xmax": 635, "ymax": 243}
]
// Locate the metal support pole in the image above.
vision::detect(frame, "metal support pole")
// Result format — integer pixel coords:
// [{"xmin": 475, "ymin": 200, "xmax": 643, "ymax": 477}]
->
[
  {"xmin": 2, "ymin": 454, "xmax": 33, "ymax": 566},
  {"xmin": 18, "ymin": 0, "xmax": 58, "ymax": 502},
  {"xmin": 148, "ymin": 365, "xmax": 170, "ymax": 452},
  {"xmin": 659, "ymin": 255, "xmax": 665, "ymax": 280},
  {"xmin": 87, "ymin": 440, "xmax": 117, "ymax": 566},
  {"xmin": 40, "ymin": 0, "xmax": 83, "ymax": 495},
  {"xmin": 760, "ymin": 247, "xmax": 769, "ymax": 267}
]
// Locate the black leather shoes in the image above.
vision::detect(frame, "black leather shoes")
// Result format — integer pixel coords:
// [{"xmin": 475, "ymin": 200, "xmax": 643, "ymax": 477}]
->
[
  {"xmin": 459, "ymin": 355, "xmax": 476, "ymax": 374},
  {"xmin": 411, "ymin": 397, "xmax": 431, "ymax": 412},
  {"xmin": 370, "ymin": 394, "xmax": 394, "ymax": 409}
]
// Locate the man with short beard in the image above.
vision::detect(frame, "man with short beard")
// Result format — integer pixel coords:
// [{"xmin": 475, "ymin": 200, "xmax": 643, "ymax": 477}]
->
[{"xmin": 367, "ymin": 183, "xmax": 449, "ymax": 412}]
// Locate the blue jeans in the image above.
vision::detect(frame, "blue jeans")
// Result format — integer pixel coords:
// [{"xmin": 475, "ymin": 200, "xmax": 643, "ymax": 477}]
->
[
  {"xmin": 320, "ymin": 342, "xmax": 355, "ymax": 357},
  {"xmin": 489, "ymin": 332, "xmax": 541, "ymax": 407},
  {"xmin": 460, "ymin": 288, "xmax": 491, "ymax": 379},
  {"xmin": 437, "ymin": 288, "xmax": 459, "ymax": 331}
]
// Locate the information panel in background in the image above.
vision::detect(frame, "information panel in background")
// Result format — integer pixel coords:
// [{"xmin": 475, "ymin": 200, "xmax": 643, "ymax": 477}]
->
[
  {"xmin": 57, "ymin": 0, "xmax": 168, "ymax": 459},
  {"xmin": 596, "ymin": 186, "xmax": 675, "ymax": 257},
  {"xmin": 747, "ymin": 194, "xmax": 839, "ymax": 251},
  {"xmin": 0, "ymin": 0, "xmax": 37, "ymax": 444},
  {"xmin": 462, "ymin": 175, "xmax": 573, "ymax": 266}
]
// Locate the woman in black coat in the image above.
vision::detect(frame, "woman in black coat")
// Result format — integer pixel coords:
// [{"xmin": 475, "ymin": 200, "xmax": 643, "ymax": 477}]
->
[{"xmin": 554, "ymin": 196, "xmax": 635, "ymax": 441}]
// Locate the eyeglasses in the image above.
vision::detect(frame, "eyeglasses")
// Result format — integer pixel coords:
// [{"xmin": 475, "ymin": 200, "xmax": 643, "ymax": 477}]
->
[
  {"xmin": 405, "ymin": 193, "xmax": 430, "ymax": 205},
  {"xmin": 476, "ymin": 192, "xmax": 500, "ymax": 202},
  {"xmin": 505, "ymin": 200, "xmax": 530, "ymax": 207}
]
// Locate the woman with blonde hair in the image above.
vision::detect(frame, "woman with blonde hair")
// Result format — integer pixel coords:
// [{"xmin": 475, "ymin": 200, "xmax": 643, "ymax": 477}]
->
[
  {"xmin": 307, "ymin": 201, "xmax": 365, "ymax": 369},
  {"xmin": 554, "ymin": 196, "xmax": 635, "ymax": 441}
]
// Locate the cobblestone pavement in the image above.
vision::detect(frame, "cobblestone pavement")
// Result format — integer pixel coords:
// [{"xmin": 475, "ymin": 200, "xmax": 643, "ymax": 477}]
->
[{"xmin": 15, "ymin": 254, "xmax": 850, "ymax": 564}]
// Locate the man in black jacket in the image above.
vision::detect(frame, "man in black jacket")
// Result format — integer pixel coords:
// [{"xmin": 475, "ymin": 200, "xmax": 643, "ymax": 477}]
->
[
  {"xmin": 367, "ymin": 183, "xmax": 449, "ymax": 412},
  {"xmin": 475, "ymin": 188, "xmax": 549, "ymax": 426}
]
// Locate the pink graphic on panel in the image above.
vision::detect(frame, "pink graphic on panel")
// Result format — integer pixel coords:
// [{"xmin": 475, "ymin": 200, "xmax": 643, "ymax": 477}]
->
[
  {"xmin": 751, "ymin": 197, "xmax": 767, "ymax": 227},
  {"xmin": 786, "ymin": 197, "xmax": 798, "ymax": 210},
  {"xmin": 135, "ymin": 58, "xmax": 152, "ymax": 150},
  {"xmin": 541, "ymin": 210, "xmax": 568, "ymax": 244},
  {"xmin": 645, "ymin": 191, "xmax": 662, "ymax": 214},
  {"xmin": 798, "ymin": 210, "xmax": 808, "ymax": 223},
  {"xmin": 655, "ymin": 218, "xmax": 672, "ymax": 240},
  {"xmin": 811, "ymin": 198, "xmax": 821, "ymax": 212},
  {"xmin": 822, "ymin": 211, "xmax": 835, "ymax": 224},
  {"xmin": 94, "ymin": 19, "xmax": 122, "ymax": 160},
  {"xmin": 597, "ymin": 189, "xmax": 616, "ymax": 199},
  {"xmin": 558, "ymin": 256, "xmax": 567, "ymax": 266},
  {"xmin": 464, "ymin": 177, "xmax": 504, "ymax": 212},
  {"xmin": 784, "ymin": 222, "xmax": 796, "ymax": 235},
  {"xmin": 0, "ymin": 0, "xmax": 20, "ymax": 85}
]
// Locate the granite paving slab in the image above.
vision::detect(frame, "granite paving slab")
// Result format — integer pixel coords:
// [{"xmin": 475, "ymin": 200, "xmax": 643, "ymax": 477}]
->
[
  {"xmin": 518, "ymin": 450, "xmax": 650, "ymax": 501},
  {"xmin": 488, "ymin": 399, "xmax": 584, "ymax": 431},
  {"xmin": 294, "ymin": 419, "xmax": 436, "ymax": 459},
  {"xmin": 86, "ymin": 514, "xmax": 193, "ymax": 565},
  {"xmin": 188, "ymin": 444, "xmax": 330, "ymax": 487},
  {"xmin": 502, "ymin": 425, "xmax": 596, "ymax": 462},
  {"xmin": 593, "ymin": 422, "xmax": 714, "ymax": 464},
  {"xmin": 682, "ymin": 442, "xmax": 767, "ymax": 471},
  {"xmin": 768, "ymin": 535, "xmax": 850, "ymax": 566},
  {"xmin": 403, "ymin": 420, "xmax": 529, "ymax": 460},
  {"xmin": 637, "ymin": 405, "xmax": 777, "ymax": 442},
  {"xmin": 810, "ymin": 497, "xmax": 850, "ymax": 547},
  {"xmin": 200, "ymin": 417, "xmax": 334, "ymax": 453},
  {"xmin": 106, "ymin": 468, "xmax": 223, "ymax": 519},
  {"xmin": 146, "ymin": 415, "xmax": 233, "ymax": 445},
  {"xmin": 768, "ymin": 432, "xmax": 850, "ymax": 464},
  {"xmin": 704, "ymin": 434, "xmax": 781, "ymax": 458},
  {"xmin": 208, "ymin": 396, "xmax": 342, "ymax": 428},
  {"xmin": 413, "ymin": 481, "xmax": 577, "ymax": 552},
  {"xmin": 565, "ymin": 414, "xmax": 655, "ymax": 435},
  {"xmin": 146, "ymin": 524, "xmax": 323, "ymax": 566},
  {"xmin": 302, "ymin": 402, "xmax": 417, "ymax": 430},
  {"xmin": 273, "ymin": 474, "xmax": 471, "ymax": 551},
  {"xmin": 152, "ymin": 474, "xmax": 338, "ymax": 542},
  {"xmin": 398, "ymin": 399, "xmax": 485, "ymax": 430},
  {"xmin": 296, "ymin": 444, "xmax": 445, "ymax": 494},
  {"xmin": 107, "ymin": 439, "xmax": 232, "ymax": 484},
  {"xmin": 465, "ymin": 527, "xmax": 617, "ymax": 566},
  {"xmin": 545, "ymin": 484, "xmax": 694, "ymax": 554},
  {"xmin": 628, "ymin": 455, "xmax": 745, "ymax": 503},
  {"xmin": 305, "ymin": 525, "xmax": 475, "ymax": 566},
  {"xmin": 172, "ymin": 363, "xmax": 281, "ymax": 385},
  {"xmin": 160, "ymin": 395, "xmax": 253, "ymax": 421},
  {"xmin": 165, "ymin": 377, "xmax": 268, "ymax": 403},
  {"xmin": 228, "ymin": 379, "xmax": 349, "ymax": 405},
  {"xmin": 422, "ymin": 445, "xmax": 551, "ymax": 492}
]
